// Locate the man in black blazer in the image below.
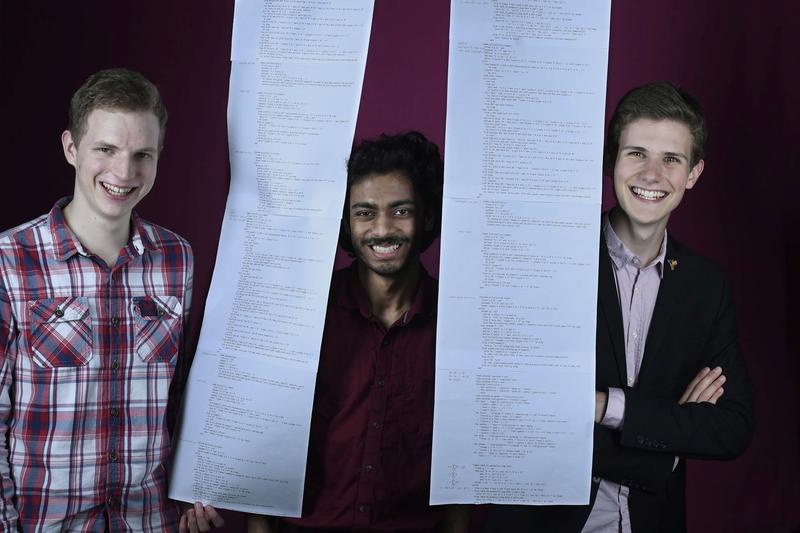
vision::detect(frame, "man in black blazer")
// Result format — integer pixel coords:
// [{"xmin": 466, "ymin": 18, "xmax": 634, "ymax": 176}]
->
[{"xmin": 484, "ymin": 83, "xmax": 755, "ymax": 532}]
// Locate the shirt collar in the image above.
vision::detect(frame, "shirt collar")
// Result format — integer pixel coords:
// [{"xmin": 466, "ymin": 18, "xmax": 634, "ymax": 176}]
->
[
  {"xmin": 602, "ymin": 213, "xmax": 667, "ymax": 278},
  {"xmin": 334, "ymin": 260, "xmax": 437, "ymax": 325},
  {"xmin": 48, "ymin": 197, "xmax": 159, "ymax": 262}
]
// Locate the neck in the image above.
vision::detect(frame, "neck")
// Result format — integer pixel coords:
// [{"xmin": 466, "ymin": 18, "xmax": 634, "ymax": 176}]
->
[
  {"xmin": 63, "ymin": 201, "xmax": 131, "ymax": 267},
  {"xmin": 358, "ymin": 259, "xmax": 422, "ymax": 329},
  {"xmin": 609, "ymin": 207, "xmax": 666, "ymax": 265}
]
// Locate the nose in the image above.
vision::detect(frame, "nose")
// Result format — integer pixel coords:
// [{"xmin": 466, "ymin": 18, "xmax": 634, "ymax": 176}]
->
[
  {"xmin": 372, "ymin": 212, "xmax": 395, "ymax": 236},
  {"xmin": 111, "ymin": 154, "xmax": 136, "ymax": 181},
  {"xmin": 640, "ymin": 157, "xmax": 662, "ymax": 183}
]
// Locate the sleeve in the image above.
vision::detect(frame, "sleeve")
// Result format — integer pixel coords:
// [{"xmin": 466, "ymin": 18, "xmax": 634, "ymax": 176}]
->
[
  {"xmin": 0, "ymin": 278, "xmax": 20, "ymax": 527},
  {"xmin": 619, "ymin": 274, "xmax": 755, "ymax": 459},
  {"xmin": 167, "ymin": 242, "xmax": 194, "ymax": 437},
  {"xmin": 592, "ymin": 424, "xmax": 675, "ymax": 494},
  {"xmin": 600, "ymin": 386, "xmax": 625, "ymax": 429}
]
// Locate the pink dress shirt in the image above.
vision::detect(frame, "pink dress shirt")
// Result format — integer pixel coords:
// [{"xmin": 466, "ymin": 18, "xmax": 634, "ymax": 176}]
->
[{"xmin": 581, "ymin": 216, "xmax": 666, "ymax": 533}]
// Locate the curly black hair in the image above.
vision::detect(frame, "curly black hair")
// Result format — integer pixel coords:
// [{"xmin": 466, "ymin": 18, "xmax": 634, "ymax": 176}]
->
[{"xmin": 339, "ymin": 131, "xmax": 444, "ymax": 254}]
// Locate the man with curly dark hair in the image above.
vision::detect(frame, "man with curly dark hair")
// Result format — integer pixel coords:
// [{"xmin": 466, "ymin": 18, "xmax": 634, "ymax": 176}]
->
[{"xmin": 249, "ymin": 131, "xmax": 467, "ymax": 533}]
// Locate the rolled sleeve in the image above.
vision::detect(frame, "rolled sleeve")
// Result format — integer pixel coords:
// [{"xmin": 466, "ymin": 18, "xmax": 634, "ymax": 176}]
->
[{"xmin": 600, "ymin": 387, "xmax": 625, "ymax": 430}]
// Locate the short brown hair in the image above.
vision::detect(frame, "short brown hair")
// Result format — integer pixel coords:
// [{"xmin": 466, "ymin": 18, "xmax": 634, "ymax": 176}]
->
[
  {"xmin": 68, "ymin": 68, "xmax": 167, "ymax": 149},
  {"xmin": 605, "ymin": 82, "xmax": 706, "ymax": 172}
]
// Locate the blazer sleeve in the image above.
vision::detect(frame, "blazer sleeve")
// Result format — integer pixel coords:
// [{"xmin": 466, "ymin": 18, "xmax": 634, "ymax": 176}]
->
[
  {"xmin": 619, "ymin": 273, "xmax": 755, "ymax": 459},
  {"xmin": 591, "ymin": 424, "xmax": 675, "ymax": 493}
]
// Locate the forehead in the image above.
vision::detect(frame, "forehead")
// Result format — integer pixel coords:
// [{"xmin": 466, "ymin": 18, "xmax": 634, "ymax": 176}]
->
[
  {"xmin": 619, "ymin": 118, "xmax": 693, "ymax": 154},
  {"xmin": 349, "ymin": 171, "xmax": 416, "ymax": 204},
  {"xmin": 82, "ymin": 108, "xmax": 160, "ymax": 143}
]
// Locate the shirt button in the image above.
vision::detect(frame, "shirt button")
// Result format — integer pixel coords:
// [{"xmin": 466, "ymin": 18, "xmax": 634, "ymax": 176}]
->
[
  {"xmin": 365, "ymin": 464, "xmax": 374, "ymax": 472},
  {"xmin": 111, "ymin": 361, "xmax": 120, "ymax": 371},
  {"xmin": 628, "ymin": 377, "xmax": 634, "ymax": 386},
  {"xmin": 381, "ymin": 338, "xmax": 390, "ymax": 347},
  {"xmin": 377, "ymin": 380, "xmax": 385, "ymax": 388},
  {"xmin": 106, "ymin": 496, "xmax": 115, "ymax": 507},
  {"xmin": 54, "ymin": 308, "xmax": 64, "ymax": 318},
  {"xmin": 358, "ymin": 505, "xmax": 369, "ymax": 513},
  {"xmin": 109, "ymin": 451, "xmax": 118, "ymax": 462},
  {"xmin": 371, "ymin": 422, "xmax": 382, "ymax": 430},
  {"xmin": 110, "ymin": 407, "xmax": 119, "ymax": 416},
  {"xmin": 111, "ymin": 317, "xmax": 120, "ymax": 327}
]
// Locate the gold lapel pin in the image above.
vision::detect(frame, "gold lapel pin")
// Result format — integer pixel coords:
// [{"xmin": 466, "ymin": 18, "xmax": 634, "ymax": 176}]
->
[{"xmin": 668, "ymin": 259, "xmax": 678, "ymax": 271}]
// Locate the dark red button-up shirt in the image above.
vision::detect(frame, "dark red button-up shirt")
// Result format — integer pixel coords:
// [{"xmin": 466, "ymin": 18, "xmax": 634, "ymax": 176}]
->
[{"xmin": 284, "ymin": 261, "xmax": 442, "ymax": 531}]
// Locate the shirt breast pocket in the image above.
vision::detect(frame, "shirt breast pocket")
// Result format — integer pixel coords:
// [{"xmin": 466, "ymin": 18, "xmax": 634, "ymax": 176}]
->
[
  {"xmin": 27, "ymin": 296, "xmax": 93, "ymax": 368},
  {"xmin": 132, "ymin": 295, "xmax": 182, "ymax": 364}
]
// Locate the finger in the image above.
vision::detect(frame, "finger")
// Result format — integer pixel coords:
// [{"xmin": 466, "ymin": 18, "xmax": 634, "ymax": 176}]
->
[
  {"xmin": 708, "ymin": 387, "xmax": 724, "ymax": 405},
  {"xmin": 687, "ymin": 367, "xmax": 722, "ymax": 403},
  {"xmin": 187, "ymin": 508, "xmax": 198, "ymax": 533},
  {"xmin": 697, "ymin": 374, "xmax": 726, "ymax": 402},
  {"xmin": 179, "ymin": 513, "xmax": 188, "ymax": 533},
  {"xmin": 205, "ymin": 505, "xmax": 225, "ymax": 527},
  {"xmin": 194, "ymin": 502, "xmax": 211, "ymax": 531},
  {"xmin": 679, "ymin": 367, "xmax": 710, "ymax": 404}
]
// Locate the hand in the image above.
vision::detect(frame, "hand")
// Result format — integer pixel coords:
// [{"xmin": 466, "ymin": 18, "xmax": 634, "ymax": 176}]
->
[
  {"xmin": 179, "ymin": 502, "xmax": 225, "ymax": 533},
  {"xmin": 438, "ymin": 504, "xmax": 470, "ymax": 533},
  {"xmin": 247, "ymin": 514, "xmax": 277, "ymax": 533},
  {"xmin": 679, "ymin": 366, "xmax": 726, "ymax": 405},
  {"xmin": 595, "ymin": 390, "xmax": 608, "ymax": 423}
]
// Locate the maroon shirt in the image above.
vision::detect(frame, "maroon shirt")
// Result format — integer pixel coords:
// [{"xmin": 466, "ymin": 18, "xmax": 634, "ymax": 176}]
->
[{"xmin": 283, "ymin": 261, "xmax": 442, "ymax": 531}]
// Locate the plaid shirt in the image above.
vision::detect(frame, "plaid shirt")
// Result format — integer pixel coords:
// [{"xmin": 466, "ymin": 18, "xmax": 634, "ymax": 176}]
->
[{"xmin": 0, "ymin": 198, "xmax": 193, "ymax": 532}]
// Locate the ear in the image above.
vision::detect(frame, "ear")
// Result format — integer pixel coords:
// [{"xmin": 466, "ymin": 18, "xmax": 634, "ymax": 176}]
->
[
  {"xmin": 686, "ymin": 159, "xmax": 704, "ymax": 189},
  {"xmin": 61, "ymin": 130, "xmax": 78, "ymax": 167}
]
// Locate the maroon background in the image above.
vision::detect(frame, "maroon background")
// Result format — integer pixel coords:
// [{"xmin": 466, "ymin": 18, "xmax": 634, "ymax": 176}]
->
[{"xmin": 1, "ymin": 1, "xmax": 798, "ymax": 531}]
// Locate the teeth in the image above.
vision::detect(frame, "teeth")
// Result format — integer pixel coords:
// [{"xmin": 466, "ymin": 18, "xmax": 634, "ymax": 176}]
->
[
  {"xmin": 631, "ymin": 186, "xmax": 666, "ymax": 200},
  {"xmin": 371, "ymin": 244, "xmax": 400, "ymax": 254},
  {"xmin": 102, "ymin": 183, "xmax": 133, "ymax": 196}
]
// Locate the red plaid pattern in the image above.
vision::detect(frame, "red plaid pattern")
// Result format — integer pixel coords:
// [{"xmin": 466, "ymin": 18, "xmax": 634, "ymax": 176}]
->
[{"xmin": 0, "ymin": 198, "xmax": 193, "ymax": 531}]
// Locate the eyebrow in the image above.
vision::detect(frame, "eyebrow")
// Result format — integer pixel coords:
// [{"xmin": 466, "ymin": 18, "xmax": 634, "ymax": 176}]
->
[
  {"xmin": 622, "ymin": 145, "xmax": 689, "ymax": 161},
  {"xmin": 350, "ymin": 199, "xmax": 416, "ymax": 210},
  {"xmin": 92, "ymin": 141, "xmax": 158, "ymax": 153},
  {"xmin": 663, "ymin": 151, "xmax": 689, "ymax": 161}
]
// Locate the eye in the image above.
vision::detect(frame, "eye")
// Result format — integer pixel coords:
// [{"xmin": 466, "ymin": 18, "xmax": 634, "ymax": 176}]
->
[
  {"xmin": 664, "ymin": 155, "xmax": 681, "ymax": 164},
  {"xmin": 353, "ymin": 210, "xmax": 374, "ymax": 218},
  {"xmin": 135, "ymin": 152, "xmax": 154, "ymax": 161},
  {"xmin": 627, "ymin": 150, "xmax": 644, "ymax": 158},
  {"xmin": 96, "ymin": 146, "xmax": 112, "ymax": 154},
  {"xmin": 394, "ymin": 207, "xmax": 412, "ymax": 216}
]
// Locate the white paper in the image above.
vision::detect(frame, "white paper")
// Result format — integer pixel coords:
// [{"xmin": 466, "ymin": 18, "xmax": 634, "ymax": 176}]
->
[
  {"xmin": 169, "ymin": 0, "xmax": 374, "ymax": 516},
  {"xmin": 431, "ymin": 0, "xmax": 611, "ymax": 505}
]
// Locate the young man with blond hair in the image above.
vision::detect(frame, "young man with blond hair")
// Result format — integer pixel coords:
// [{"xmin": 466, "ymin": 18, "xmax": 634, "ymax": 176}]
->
[
  {"xmin": 484, "ymin": 82, "xmax": 755, "ymax": 532},
  {"xmin": 0, "ymin": 68, "xmax": 221, "ymax": 532}
]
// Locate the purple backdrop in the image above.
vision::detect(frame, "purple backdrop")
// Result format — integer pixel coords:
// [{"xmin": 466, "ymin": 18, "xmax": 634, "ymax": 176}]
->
[{"xmin": 1, "ymin": 1, "xmax": 798, "ymax": 531}]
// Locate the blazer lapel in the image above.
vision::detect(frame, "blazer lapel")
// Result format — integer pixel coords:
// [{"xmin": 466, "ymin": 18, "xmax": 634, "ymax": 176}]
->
[
  {"xmin": 597, "ymin": 240, "xmax": 627, "ymax": 385},
  {"xmin": 637, "ymin": 237, "xmax": 684, "ymax": 383}
]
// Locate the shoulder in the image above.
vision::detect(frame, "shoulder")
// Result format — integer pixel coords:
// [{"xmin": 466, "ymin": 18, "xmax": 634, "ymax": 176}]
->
[
  {"xmin": 0, "ymin": 213, "xmax": 51, "ymax": 263},
  {"xmin": 137, "ymin": 218, "xmax": 193, "ymax": 257},
  {"xmin": 666, "ymin": 236, "xmax": 732, "ymax": 295},
  {"xmin": 667, "ymin": 237, "xmax": 728, "ymax": 277},
  {"xmin": 0, "ymin": 213, "xmax": 47, "ymax": 243}
]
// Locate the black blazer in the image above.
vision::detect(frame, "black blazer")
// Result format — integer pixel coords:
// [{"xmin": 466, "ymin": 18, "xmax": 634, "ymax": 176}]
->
[{"xmin": 483, "ymin": 235, "xmax": 755, "ymax": 533}]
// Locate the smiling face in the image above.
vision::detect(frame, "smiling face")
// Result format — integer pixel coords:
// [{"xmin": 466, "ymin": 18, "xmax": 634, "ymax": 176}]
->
[
  {"xmin": 62, "ymin": 108, "xmax": 160, "ymax": 228},
  {"xmin": 347, "ymin": 171, "xmax": 426, "ymax": 278},
  {"xmin": 613, "ymin": 118, "xmax": 704, "ymax": 235}
]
